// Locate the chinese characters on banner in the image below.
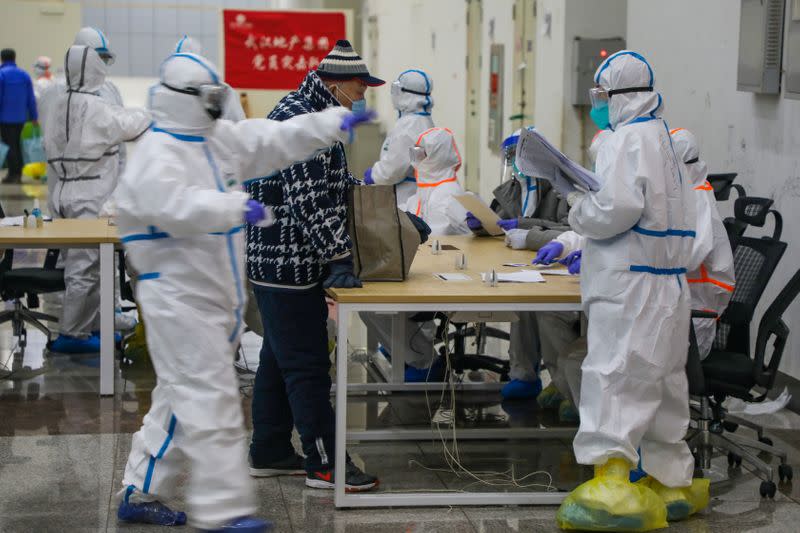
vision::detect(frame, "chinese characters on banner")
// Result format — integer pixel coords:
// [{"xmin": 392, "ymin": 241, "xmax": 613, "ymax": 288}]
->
[{"xmin": 223, "ymin": 10, "xmax": 346, "ymax": 90}]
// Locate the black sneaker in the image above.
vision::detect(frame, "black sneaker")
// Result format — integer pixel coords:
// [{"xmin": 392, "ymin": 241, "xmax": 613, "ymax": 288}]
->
[
  {"xmin": 249, "ymin": 453, "xmax": 306, "ymax": 478},
  {"xmin": 305, "ymin": 461, "xmax": 379, "ymax": 492}
]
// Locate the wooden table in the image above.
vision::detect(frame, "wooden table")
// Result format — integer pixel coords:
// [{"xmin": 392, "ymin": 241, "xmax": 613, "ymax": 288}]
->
[
  {"xmin": 326, "ymin": 235, "xmax": 582, "ymax": 509},
  {"xmin": 0, "ymin": 219, "xmax": 119, "ymax": 395}
]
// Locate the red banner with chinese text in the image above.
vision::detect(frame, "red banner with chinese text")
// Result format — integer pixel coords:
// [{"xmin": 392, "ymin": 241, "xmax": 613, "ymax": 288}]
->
[{"xmin": 223, "ymin": 10, "xmax": 346, "ymax": 90}]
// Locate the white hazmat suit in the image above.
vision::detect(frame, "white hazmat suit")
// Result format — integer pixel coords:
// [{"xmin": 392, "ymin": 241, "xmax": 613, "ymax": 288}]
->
[
  {"xmin": 43, "ymin": 45, "xmax": 151, "ymax": 338},
  {"xmin": 569, "ymin": 51, "xmax": 697, "ymax": 489},
  {"xmin": 114, "ymin": 52, "xmax": 354, "ymax": 530},
  {"xmin": 369, "ymin": 70, "xmax": 434, "ymax": 205},
  {"xmin": 671, "ymin": 128, "xmax": 735, "ymax": 358},
  {"xmin": 172, "ymin": 35, "xmax": 246, "ymax": 122},
  {"xmin": 405, "ymin": 127, "xmax": 470, "ymax": 236}
]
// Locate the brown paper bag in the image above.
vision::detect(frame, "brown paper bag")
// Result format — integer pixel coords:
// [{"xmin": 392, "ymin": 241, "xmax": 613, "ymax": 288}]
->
[{"xmin": 347, "ymin": 185, "xmax": 420, "ymax": 281}]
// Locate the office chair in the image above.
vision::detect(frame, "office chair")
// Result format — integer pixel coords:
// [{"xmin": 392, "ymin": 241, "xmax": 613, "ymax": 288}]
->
[
  {"xmin": 0, "ymin": 247, "xmax": 65, "ymax": 349},
  {"xmin": 722, "ymin": 195, "xmax": 780, "ymax": 248},
  {"xmin": 686, "ymin": 234, "xmax": 793, "ymax": 498},
  {"xmin": 706, "ymin": 173, "xmax": 740, "ymax": 202}
]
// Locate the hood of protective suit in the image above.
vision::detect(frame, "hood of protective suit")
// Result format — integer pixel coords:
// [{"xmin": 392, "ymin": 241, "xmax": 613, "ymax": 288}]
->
[
  {"xmin": 670, "ymin": 128, "xmax": 708, "ymax": 186},
  {"xmin": 65, "ymin": 45, "xmax": 107, "ymax": 93},
  {"xmin": 392, "ymin": 70, "xmax": 433, "ymax": 116},
  {"xmin": 149, "ymin": 53, "xmax": 219, "ymax": 135},
  {"xmin": 175, "ymin": 35, "xmax": 202, "ymax": 55},
  {"xmin": 594, "ymin": 50, "xmax": 663, "ymax": 129},
  {"xmin": 588, "ymin": 128, "xmax": 613, "ymax": 168},
  {"xmin": 412, "ymin": 127, "xmax": 461, "ymax": 185}
]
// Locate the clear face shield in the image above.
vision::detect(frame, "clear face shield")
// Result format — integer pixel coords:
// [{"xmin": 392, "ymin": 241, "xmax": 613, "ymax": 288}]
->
[{"xmin": 96, "ymin": 48, "xmax": 116, "ymax": 66}]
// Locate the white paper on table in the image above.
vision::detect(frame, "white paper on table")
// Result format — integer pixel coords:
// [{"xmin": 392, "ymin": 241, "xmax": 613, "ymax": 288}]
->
[
  {"xmin": 480, "ymin": 270, "xmax": 545, "ymax": 283},
  {"xmin": 453, "ymin": 194, "xmax": 504, "ymax": 236},
  {"xmin": 1, "ymin": 216, "xmax": 24, "ymax": 226},
  {"xmin": 515, "ymin": 128, "xmax": 601, "ymax": 192},
  {"xmin": 435, "ymin": 272, "xmax": 472, "ymax": 281}
]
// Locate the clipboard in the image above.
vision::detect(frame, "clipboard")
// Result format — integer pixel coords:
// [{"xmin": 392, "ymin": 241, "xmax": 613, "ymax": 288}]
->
[{"xmin": 454, "ymin": 194, "xmax": 504, "ymax": 236}]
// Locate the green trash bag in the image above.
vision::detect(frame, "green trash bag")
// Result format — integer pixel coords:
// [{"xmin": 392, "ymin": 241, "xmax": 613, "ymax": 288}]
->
[{"xmin": 557, "ymin": 458, "xmax": 668, "ymax": 532}]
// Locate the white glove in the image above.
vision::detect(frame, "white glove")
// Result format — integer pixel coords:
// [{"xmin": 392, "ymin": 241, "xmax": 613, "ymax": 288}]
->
[
  {"xmin": 504, "ymin": 228, "xmax": 530, "ymax": 250},
  {"xmin": 566, "ymin": 191, "xmax": 585, "ymax": 207}
]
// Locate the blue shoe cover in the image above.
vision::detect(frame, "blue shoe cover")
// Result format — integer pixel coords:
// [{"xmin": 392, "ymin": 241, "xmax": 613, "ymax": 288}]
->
[
  {"xmin": 501, "ymin": 378, "xmax": 543, "ymax": 400},
  {"xmin": 629, "ymin": 469, "xmax": 647, "ymax": 483},
  {"xmin": 92, "ymin": 330, "xmax": 123, "ymax": 343},
  {"xmin": 51, "ymin": 334, "xmax": 100, "ymax": 354},
  {"xmin": 201, "ymin": 516, "xmax": 274, "ymax": 532},
  {"xmin": 404, "ymin": 356, "xmax": 445, "ymax": 383},
  {"xmin": 117, "ymin": 500, "xmax": 187, "ymax": 526}
]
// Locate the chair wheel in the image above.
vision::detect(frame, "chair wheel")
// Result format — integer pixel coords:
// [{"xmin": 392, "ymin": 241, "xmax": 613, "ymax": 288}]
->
[
  {"xmin": 723, "ymin": 421, "xmax": 739, "ymax": 433},
  {"xmin": 760, "ymin": 480, "xmax": 777, "ymax": 498},
  {"xmin": 759, "ymin": 436, "xmax": 774, "ymax": 446},
  {"xmin": 779, "ymin": 464, "xmax": 793, "ymax": 483},
  {"xmin": 728, "ymin": 452, "xmax": 742, "ymax": 468}
]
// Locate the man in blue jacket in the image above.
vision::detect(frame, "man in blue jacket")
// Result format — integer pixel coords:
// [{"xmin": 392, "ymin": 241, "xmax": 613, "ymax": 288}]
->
[
  {"xmin": 0, "ymin": 49, "xmax": 37, "ymax": 184},
  {"xmin": 246, "ymin": 40, "xmax": 383, "ymax": 492}
]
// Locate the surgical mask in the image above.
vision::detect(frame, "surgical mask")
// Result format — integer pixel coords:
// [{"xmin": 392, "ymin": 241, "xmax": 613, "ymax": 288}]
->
[
  {"xmin": 335, "ymin": 84, "xmax": 366, "ymax": 112},
  {"xmin": 162, "ymin": 81, "xmax": 226, "ymax": 120},
  {"xmin": 590, "ymin": 104, "xmax": 610, "ymax": 130}
]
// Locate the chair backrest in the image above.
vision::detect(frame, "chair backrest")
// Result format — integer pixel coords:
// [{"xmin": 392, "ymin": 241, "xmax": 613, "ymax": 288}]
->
[
  {"xmin": 707, "ymin": 173, "xmax": 739, "ymax": 201},
  {"xmin": 752, "ymin": 267, "xmax": 800, "ymax": 390},
  {"xmin": 714, "ymin": 234, "xmax": 787, "ymax": 354},
  {"xmin": 724, "ymin": 196, "xmax": 781, "ymax": 247}
]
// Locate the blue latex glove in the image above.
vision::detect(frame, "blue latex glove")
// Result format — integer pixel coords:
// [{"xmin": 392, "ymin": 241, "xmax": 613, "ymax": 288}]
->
[
  {"xmin": 497, "ymin": 218, "xmax": 519, "ymax": 231},
  {"xmin": 559, "ymin": 250, "xmax": 582, "ymax": 274},
  {"xmin": 340, "ymin": 109, "xmax": 377, "ymax": 142},
  {"xmin": 465, "ymin": 212, "xmax": 483, "ymax": 231},
  {"xmin": 323, "ymin": 256, "xmax": 363, "ymax": 289},
  {"xmin": 363, "ymin": 167, "xmax": 374, "ymax": 185},
  {"xmin": 532, "ymin": 241, "xmax": 564, "ymax": 265},
  {"xmin": 244, "ymin": 200, "xmax": 266, "ymax": 225}
]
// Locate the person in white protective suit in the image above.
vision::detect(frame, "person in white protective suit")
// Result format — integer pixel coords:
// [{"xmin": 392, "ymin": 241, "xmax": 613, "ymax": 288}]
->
[
  {"xmin": 43, "ymin": 45, "xmax": 151, "ymax": 355},
  {"xmin": 364, "ymin": 69, "xmax": 434, "ymax": 206},
  {"xmin": 113, "ymin": 52, "xmax": 370, "ymax": 532},
  {"xmin": 32, "ymin": 56, "xmax": 54, "ymax": 100},
  {"xmin": 172, "ymin": 35, "xmax": 246, "ymax": 122},
  {"xmin": 404, "ymin": 127, "xmax": 470, "ymax": 235},
  {"xmin": 41, "ymin": 27, "xmax": 137, "ymax": 335},
  {"xmin": 555, "ymin": 51, "xmax": 708, "ymax": 531},
  {"xmin": 671, "ymin": 128, "xmax": 735, "ymax": 359}
]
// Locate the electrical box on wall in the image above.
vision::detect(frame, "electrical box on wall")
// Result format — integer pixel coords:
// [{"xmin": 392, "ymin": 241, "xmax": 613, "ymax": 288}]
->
[
  {"xmin": 785, "ymin": 0, "xmax": 800, "ymax": 98},
  {"xmin": 571, "ymin": 37, "xmax": 626, "ymax": 106},
  {"xmin": 737, "ymin": 0, "xmax": 786, "ymax": 94},
  {"xmin": 488, "ymin": 44, "xmax": 505, "ymax": 151}
]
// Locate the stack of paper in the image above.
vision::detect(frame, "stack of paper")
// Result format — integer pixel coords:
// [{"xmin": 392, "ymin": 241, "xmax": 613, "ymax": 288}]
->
[
  {"xmin": 480, "ymin": 270, "xmax": 545, "ymax": 283},
  {"xmin": 515, "ymin": 128, "xmax": 601, "ymax": 193}
]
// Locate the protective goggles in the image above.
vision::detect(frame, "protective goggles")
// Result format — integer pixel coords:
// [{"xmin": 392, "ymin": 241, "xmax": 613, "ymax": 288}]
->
[
  {"xmin": 391, "ymin": 80, "xmax": 431, "ymax": 98},
  {"xmin": 96, "ymin": 48, "xmax": 115, "ymax": 66},
  {"xmin": 590, "ymin": 84, "xmax": 654, "ymax": 106},
  {"xmin": 409, "ymin": 146, "xmax": 427, "ymax": 165},
  {"xmin": 162, "ymin": 82, "xmax": 226, "ymax": 118}
]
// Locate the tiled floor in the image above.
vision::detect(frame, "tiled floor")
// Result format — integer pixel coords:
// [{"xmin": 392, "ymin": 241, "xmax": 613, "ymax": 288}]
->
[{"xmin": 3, "ymin": 178, "xmax": 800, "ymax": 531}]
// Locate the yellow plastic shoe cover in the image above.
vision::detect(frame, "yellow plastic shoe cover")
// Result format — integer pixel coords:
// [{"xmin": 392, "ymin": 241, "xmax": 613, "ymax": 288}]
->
[
  {"xmin": 557, "ymin": 457, "xmax": 668, "ymax": 531},
  {"xmin": 22, "ymin": 162, "xmax": 46, "ymax": 179},
  {"xmin": 638, "ymin": 477, "xmax": 710, "ymax": 522},
  {"xmin": 537, "ymin": 383, "xmax": 565, "ymax": 408}
]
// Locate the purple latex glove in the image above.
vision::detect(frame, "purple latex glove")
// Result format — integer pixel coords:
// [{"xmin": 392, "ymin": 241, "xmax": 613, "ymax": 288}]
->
[
  {"xmin": 532, "ymin": 241, "xmax": 564, "ymax": 265},
  {"xmin": 363, "ymin": 167, "xmax": 374, "ymax": 185},
  {"xmin": 559, "ymin": 250, "xmax": 582, "ymax": 275},
  {"xmin": 465, "ymin": 212, "xmax": 483, "ymax": 231},
  {"xmin": 497, "ymin": 218, "xmax": 519, "ymax": 231},
  {"xmin": 244, "ymin": 200, "xmax": 266, "ymax": 225},
  {"xmin": 340, "ymin": 110, "xmax": 377, "ymax": 142}
]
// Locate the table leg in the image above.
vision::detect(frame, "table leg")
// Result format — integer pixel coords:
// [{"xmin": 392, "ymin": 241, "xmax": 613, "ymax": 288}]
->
[
  {"xmin": 334, "ymin": 303, "xmax": 351, "ymax": 507},
  {"xmin": 99, "ymin": 242, "xmax": 114, "ymax": 396},
  {"xmin": 390, "ymin": 312, "xmax": 406, "ymax": 384}
]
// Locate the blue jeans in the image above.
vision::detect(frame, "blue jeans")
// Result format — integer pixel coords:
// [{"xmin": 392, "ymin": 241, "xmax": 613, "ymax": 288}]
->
[{"xmin": 250, "ymin": 283, "xmax": 337, "ymax": 473}]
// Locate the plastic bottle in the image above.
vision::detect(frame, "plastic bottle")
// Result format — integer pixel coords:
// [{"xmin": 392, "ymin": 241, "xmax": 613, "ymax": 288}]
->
[{"xmin": 32, "ymin": 199, "xmax": 43, "ymax": 228}]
